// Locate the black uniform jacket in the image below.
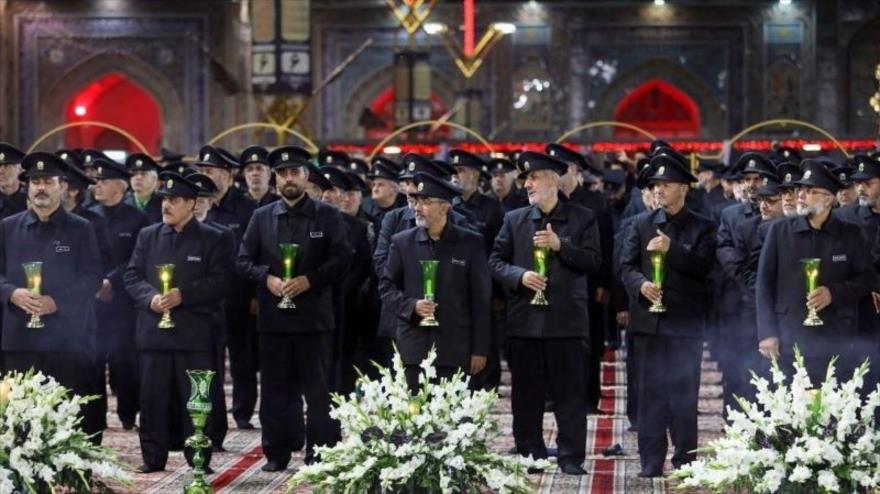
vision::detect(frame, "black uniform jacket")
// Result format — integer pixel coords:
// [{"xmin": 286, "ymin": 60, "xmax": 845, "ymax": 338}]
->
[
  {"xmin": 380, "ymin": 223, "xmax": 491, "ymax": 368},
  {"xmin": 124, "ymin": 218, "xmax": 232, "ymax": 352},
  {"xmin": 620, "ymin": 207, "xmax": 716, "ymax": 338},
  {"xmin": 489, "ymin": 200, "xmax": 601, "ymax": 339},
  {"xmin": 236, "ymin": 196, "xmax": 352, "ymax": 334},
  {"xmin": 756, "ymin": 214, "xmax": 875, "ymax": 357},
  {"xmin": 0, "ymin": 208, "xmax": 102, "ymax": 351}
]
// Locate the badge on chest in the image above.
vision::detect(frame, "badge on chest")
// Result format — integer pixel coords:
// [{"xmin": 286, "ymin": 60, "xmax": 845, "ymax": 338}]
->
[{"xmin": 309, "ymin": 231, "xmax": 324, "ymax": 238}]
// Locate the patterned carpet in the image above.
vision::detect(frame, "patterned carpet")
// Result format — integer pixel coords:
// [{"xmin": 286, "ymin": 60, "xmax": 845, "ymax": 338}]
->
[{"xmin": 102, "ymin": 342, "xmax": 725, "ymax": 493}]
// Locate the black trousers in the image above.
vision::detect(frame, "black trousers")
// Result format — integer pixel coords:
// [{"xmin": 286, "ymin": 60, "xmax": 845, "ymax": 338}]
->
[
  {"xmin": 105, "ymin": 324, "xmax": 139, "ymax": 426},
  {"xmin": 470, "ymin": 300, "xmax": 504, "ymax": 391},
  {"xmin": 404, "ymin": 365, "xmax": 459, "ymax": 395},
  {"xmin": 721, "ymin": 337, "xmax": 764, "ymax": 419},
  {"xmin": 635, "ymin": 334, "xmax": 702, "ymax": 472},
  {"xmin": 586, "ymin": 300, "xmax": 606, "ymax": 411},
  {"xmin": 5, "ymin": 350, "xmax": 104, "ymax": 443},
  {"xmin": 138, "ymin": 350, "xmax": 213, "ymax": 470},
  {"xmin": 227, "ymin": 308, "xmax": 258, "ymax": 425},
  {"xmin": 509, "ymin": 337, "xmax": 587, "ymax": 466},
  {"xmin": 259, "ymin": 332, "xmax": 334, "ymax": 464},
  {"xmin": 625, "ymin": 330, "xmax": 638, "ymax": 428},
  {"xmin": 209, "ymin": 339, "xmax": 228, "ymax": 448}
]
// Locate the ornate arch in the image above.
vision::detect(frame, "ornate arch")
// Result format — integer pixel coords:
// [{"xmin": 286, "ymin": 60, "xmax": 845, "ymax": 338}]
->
[
  {"xmin": 38, "ymin": 53, "xmax": 187, "ymax": 152},
  {"xmin": 592, "ymin": 58, "xmax": 724, "ymax": 139},
  {"xmin": 341, "ymin": 65, "xmax": 458, "ymax": 140}
]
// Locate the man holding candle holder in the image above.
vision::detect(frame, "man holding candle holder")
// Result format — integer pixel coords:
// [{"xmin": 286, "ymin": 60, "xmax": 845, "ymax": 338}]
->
[
  {"xmin": 237, "ymin": 146, "xmax": 352, "ymax": 472},
  {"xmin": 756, "ymin": 159, "xmax": 875, "ymax": 383},
  {"xmin": 124, "ymin": 173, "xmax": 232, "ymax": 473},
  {"xmin": 0, "ymin": 152, "xmax": 104, "ymax": 438},
  {"xmin": 619, "ymin": 153, "xmax": 716, "ymax": 478},
  {"xmin": 489, "ymin": 151, "xmax": 601, "ymax": 476},
  {"xmin": 379, "ymin": 172, "xmax": 490, "ymax": 394}
]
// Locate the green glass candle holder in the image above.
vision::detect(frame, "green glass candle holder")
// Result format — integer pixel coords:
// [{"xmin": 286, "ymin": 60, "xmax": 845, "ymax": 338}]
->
[
  {"xmin": 22, "ymin": 262, "xmax": 44, "ymax": 329},
  {"xmin": 802, "ymin": 258, "xmax": 823, "ymax": 327},
  {"xmin": 530, "ymin": 246, "xmax": 549, "ymax": 306},
  {"xmin": 648, "ymin": 250, "xmax": 667, "ymax": 313},
  {"xmin": 419, "ymin": 260, "xmax": 439, "ymax": 327},
  {"xmin": 278, "ymin": 243, "xmax": 299, "ymax": 310},
  {"xmin": 184, "ymin": 369, "xmax": 215, "ymax": 494},
  {"xmin": 156, "ymin": 264, "xmax": 175, "ymax": 329}
]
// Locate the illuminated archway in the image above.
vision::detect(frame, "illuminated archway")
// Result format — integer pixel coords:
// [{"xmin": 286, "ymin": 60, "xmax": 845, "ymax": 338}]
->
[
  {"xmin": 359, "ymin": 86, "xmax": 451, "ymax": 140},
  {"xmin": 613, "ymin": 78, "xmax": 700, "ymax": 138},
  {"xmin": 64, "ymin": 73, "xmax": 162, "ymax": 153}
]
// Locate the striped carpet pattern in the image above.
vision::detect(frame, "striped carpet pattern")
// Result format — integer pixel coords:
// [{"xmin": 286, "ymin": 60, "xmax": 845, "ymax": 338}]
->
[{"xmin": 105, "ymin": 344, "xmax": 724, "ymax": 493}]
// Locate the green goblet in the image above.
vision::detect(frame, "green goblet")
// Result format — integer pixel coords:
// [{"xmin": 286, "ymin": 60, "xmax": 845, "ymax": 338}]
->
[
  {"xmin": 278, "ymin": 243, "xmax": 299, "ymax": 310},
  {"xmin": 184, "ymin": 369, "xmax": 215, "ymax": 494},
  {"xmin": 419, "ymin": 260, "xmax": 440, "ymax": 327},
  {"xmin": 530, "ymin": 246, "xmax": 549, "ymax": 306},
  {"xmin": 802, "ymin": 258, "xmax": 823, "ymax": 327},
  {"xmin": 648, "ymin": 251, "xmax": 667, "ymax": 313}
]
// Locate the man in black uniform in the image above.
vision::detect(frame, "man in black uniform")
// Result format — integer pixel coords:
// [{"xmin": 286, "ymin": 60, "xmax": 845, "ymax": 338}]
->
[
  {"xmin": 126, "ymin": 153, "xmax": 163, "ymax": 224},
  {"xmin": 0, "ymin": 143, "xmax": 28, "ymax": 219},
  {"xmin": 241, "ymin": 145, "xmax": 279, "ymax": 208},
  {"xmin": 489, "ymin": 151, "xmax": 601, "ymax": 476},
  {"xmin": 364, "ymin": 156, "xmax": 406, "ymax": 229},
  {"xmin": 619, "ymin": 154, "xmax": 716, "ymax": 477},
  {"xmin": 237, "ymin": 146, "xmax": 352, "ymax": 472},
  {"xmin": 380, "ymin": 172, "xmax": 490, "ymax": 392},
  {"xmin": 90, "ymin": 158, "xmax": 150, "ymax": 431},
  {"xmin": 124, "ymin": 173, "xmax": 232, "ymax": 473},
  {"xmin": 777, "ymin": 162, "xmax": 803, "ymax": 218},
  {"xmin": 545, "ymin": 142, "xmax": 612, "ymax": 415},
  {"xmin": 0, "ymin": 152, "xmax": 103, "ymax": 438},
  {"xmin": 488, "ymin": 157, "xmax": 529, "ymax": 212},
  {"xmin": 757, "ymin": 160, "xmax": 875, "ymax": 382},
  {"xmin": 196, "ymin": 145, "xmax": 260, "ymax": 430}
]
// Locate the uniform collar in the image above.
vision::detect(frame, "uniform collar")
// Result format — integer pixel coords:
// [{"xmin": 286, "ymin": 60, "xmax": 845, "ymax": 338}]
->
[
  {"xmin": 23, "ymin": 206, "xmax": 66, "ymax": 227},
  {"xmin": 792, "ymin": 212, "xmax": 843, "ymax": 235},
  {"xmin": 652, "ymin": 206, "xmax": 690, "ymax": 226},
  {"xmin": 415, "ymin": 222, "xmax": 460, "ymax": 243},
  {"xmin": 160, "ymin": 216, "xmax": 199, "ymax": 236},
  {"xmin": 528, "ymin": 200, "xmax": 569, "ymax": 223},
  {"xmin": 271, "ymin": 194, "xmax": 315, "ymax": 218}
]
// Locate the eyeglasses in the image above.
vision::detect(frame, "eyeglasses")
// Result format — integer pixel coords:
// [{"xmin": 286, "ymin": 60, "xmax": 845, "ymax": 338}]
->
[{"xmin": 411, "ymin": 196, "xmax": 445, "ymax": 206}]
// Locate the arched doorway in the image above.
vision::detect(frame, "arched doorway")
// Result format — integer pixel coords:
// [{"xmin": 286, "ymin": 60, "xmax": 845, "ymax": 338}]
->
[
  {"xmin": 64, "ymin": 73, "xmax": 162, "ymax": 153},
  {"xmin": 359, "ymin": 86, "xmax": 450, "ymax": 140},
  {"xmin": 613, "ymin": 78, "xmax": 700, "ymax": 138}
]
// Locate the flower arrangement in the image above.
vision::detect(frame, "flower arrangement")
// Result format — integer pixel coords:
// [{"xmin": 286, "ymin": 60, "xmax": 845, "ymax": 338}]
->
[
  {"xmin": 0, "ymin": 370, "xmax": 129, "ymax": 493},
  {"xmin": 288, "ymin": 348, "xmax": 549, "ymax": 494},
  {"xmin": 673, "ymin": 349, "xmax": 880, "ymax": 493}
]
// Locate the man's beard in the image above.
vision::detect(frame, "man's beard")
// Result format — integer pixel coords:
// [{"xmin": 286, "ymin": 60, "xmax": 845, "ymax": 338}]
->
[
  {"xmin": 783, "ymin": 205, "xmax": 798, "ymax": 217},
  {"xmin": 796, "ymin": 203, "xmax": 823, "ymax": 217},
  {"xmin": 858, "ymin": 196, "xmax": 875, "ymax": 207},
  {"xmin": 281, "ymin": 184, "xmax": 303, "ymax": 201},
  {"xmin": 414, "ymin": 216, "xmax": 427, "ymax": 228}
]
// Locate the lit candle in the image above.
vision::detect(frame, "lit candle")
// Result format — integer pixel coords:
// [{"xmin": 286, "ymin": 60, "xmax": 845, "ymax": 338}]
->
[
  {"xmin": 284, "ymin": 257, "xmax": 292, "ymax": 279},
  {"xmin": 31, "ymin": 275, "xmax": 41, "ymax": 295}
]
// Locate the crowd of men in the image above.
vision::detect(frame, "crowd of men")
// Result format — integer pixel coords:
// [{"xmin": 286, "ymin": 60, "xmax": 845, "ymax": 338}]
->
[{"xmin": 0, "ymin": 137, "xmax": 877, "ymax": 478}]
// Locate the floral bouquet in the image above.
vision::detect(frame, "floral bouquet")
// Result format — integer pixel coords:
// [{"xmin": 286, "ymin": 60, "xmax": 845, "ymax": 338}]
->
[
  {"xmin": 288, "ymin": 348, "xmax": 549, "ymax": 494},
  {"xmin": 0, "ymin": 370, "xmax": 130, "ymax": 493},
  {"xmin": 672, "ymin": 348, "xmax": 880, "ymax": 493}
]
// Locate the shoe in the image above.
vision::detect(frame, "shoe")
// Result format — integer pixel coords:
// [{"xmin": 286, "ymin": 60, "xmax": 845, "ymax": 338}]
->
[
  {"xmin": 546, "ymin": 447, "xmax": 558, "ymax": 457},
  {"xmin": 136, "ymin": 464, "xmax": 164, "ymax": 474},
  {"xmin": 527, "ymin": 467, "xmax": 545, "ymax": 474},
  {"xmin": 559, "ymin": 463, "xmax": 587, "ymax": 475},
  {"xmin": 602, "ymin": 444, "xmax": 625, "ymax": 457},
  {"xmin": 212, "ymin": 444, "xmax": 226, "ymax": 453},
  {"xmin": 236, "ymin": 420, "xmax": 255, "ymax": 430},
  {"xmin": 304, "ymin": 454, "xmax": 318, "ymax": 465},
  {"xmin": 637, "ymin": 469, "xmax": 663, "ymax": 478},
  {"xmin": 544, "ymin": 400, "xmax": 554, "ymax": 412},
  {"xmin": 121, "ymin": 421, "xmax": 136, "ymax": 431},
  {"xmin": 204, "ymin": 465, "xmax": 214, "ymax": 475},
  {"xmin": 507, "ymin": 446, "xmax": 518, "ymax": 455},
  {"xmin": 261, "ymin": 460, "xmax": 287, "ymax": 472}
]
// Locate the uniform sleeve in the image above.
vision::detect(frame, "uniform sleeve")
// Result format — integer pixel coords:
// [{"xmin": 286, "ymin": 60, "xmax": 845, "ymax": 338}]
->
[
  {"xmin": 343, "ymin": 222, "xmax": 373, "ymax": 297},
  {"xmin": 107, "ymin": 213, "xmax": 148, "ymax": 292},
  {"xmin": 755, "ymin": 221, "xmax": 781, "ymax": 341},
  {"xmin": 665, "ymin": 220, "xmax": 717, "ymax": 277},
  {"xmin": 0, "ymin": 222, "xmax": 16, "ymax": 305},
  {"xmin": 179, "ymin": 232, "xmax": 232, "ymax": 307},
  {"xmin": 378, "ymin": 238, "xmax": 418, "ymax": 323},
  {"xmin": 619, "ymin": 220, "xmax": 649, "ymax": 297},
  {"xmin": 488, "ymin": 213, "xmax": 527, "ymax": 291},
  {"xmin": 372, "ymin": 210, "xmax": 397, "ymax": 276},
  {"xmin": 557, "ymin": 209, "xmax": 602, "ymax": 274},
  {"xmin": 825, "ymin": 227, "xmax": 876, "ymax": 307},
  {"xmin": 468, "ymin": 240, "xmax": 491, "ymax": 358},
  {"xmin": 595, "ymin": 209, "xmax": 614, "ymax": 288},
  {"xmin": 715, "ymin": 208, "xmax": 741, "ymax": 281},
  {"xmin": 236, "ymin": 212, "xmax": 271, "ymax": 285},
  {"xmin": 303, "ymin": 209, "xmax": 352, "ymax": 291},
  {"xmin": 124, "ymin": 229, "xmax": 159, "ymax": 309}
]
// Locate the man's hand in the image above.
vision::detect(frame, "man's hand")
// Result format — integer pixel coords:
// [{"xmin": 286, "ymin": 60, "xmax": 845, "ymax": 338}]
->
[
  {"xmin": 11, "ymin": 288, "xmax": 42, "ymax": 315},
  {"xmin": 289, "ymin": 275, "xmax": 311, "ymax": 297},
  {"xmin": 533, "ymin": 224, "xmax": 561, "ymax": 252},
  {"xmin": 646, "ymin": 229, "xmax": 671, "ymax": 253},
  {"xmin": 150, "ymin": 294, "xmax": 165, "ymax": 314},
  {"xmin": 161, "ymin": 288, "xmax": 182, "ymax": 310},
  {"xmin": 470, "ymin": 355, "xmax": 487, "ymax": 375},
  {"xmin": 640, "ymin": 281, "xmax": 662, "ymax": 303},
  {"xmin": 414, "ymin": 299, "xmax": 438, "ymax": 319},
  {"xmin": 522, "ymin": 271, "xmax": 548, "ymax": 292},
  {"xmin": 873, "ymin": 292, "xmax": 880, "ymax": 314},
  {"xmin": 806, "ymin": 286, "xmax": 832, "ymax": 312},
  {"xmin": 594, "ymin": 287, "xmax": 610, "ymax": 304},
  {"xmin": 616, "ymin": 311, "xmax": 630, "ymax": 328},
  {"xmin": 95, "ymin": 279, "xmax": 114, "ymax": 302},
  {"xmin": 267, "ymin": 275, "xmax": 285, "ymax": 297},
  {"xmin": 38, "ymin": 296, "xmax": 58, "ymax": 315},
  {"xmin": 758, "ymin": 337, "xmax": 780, "ymax": 360}
]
